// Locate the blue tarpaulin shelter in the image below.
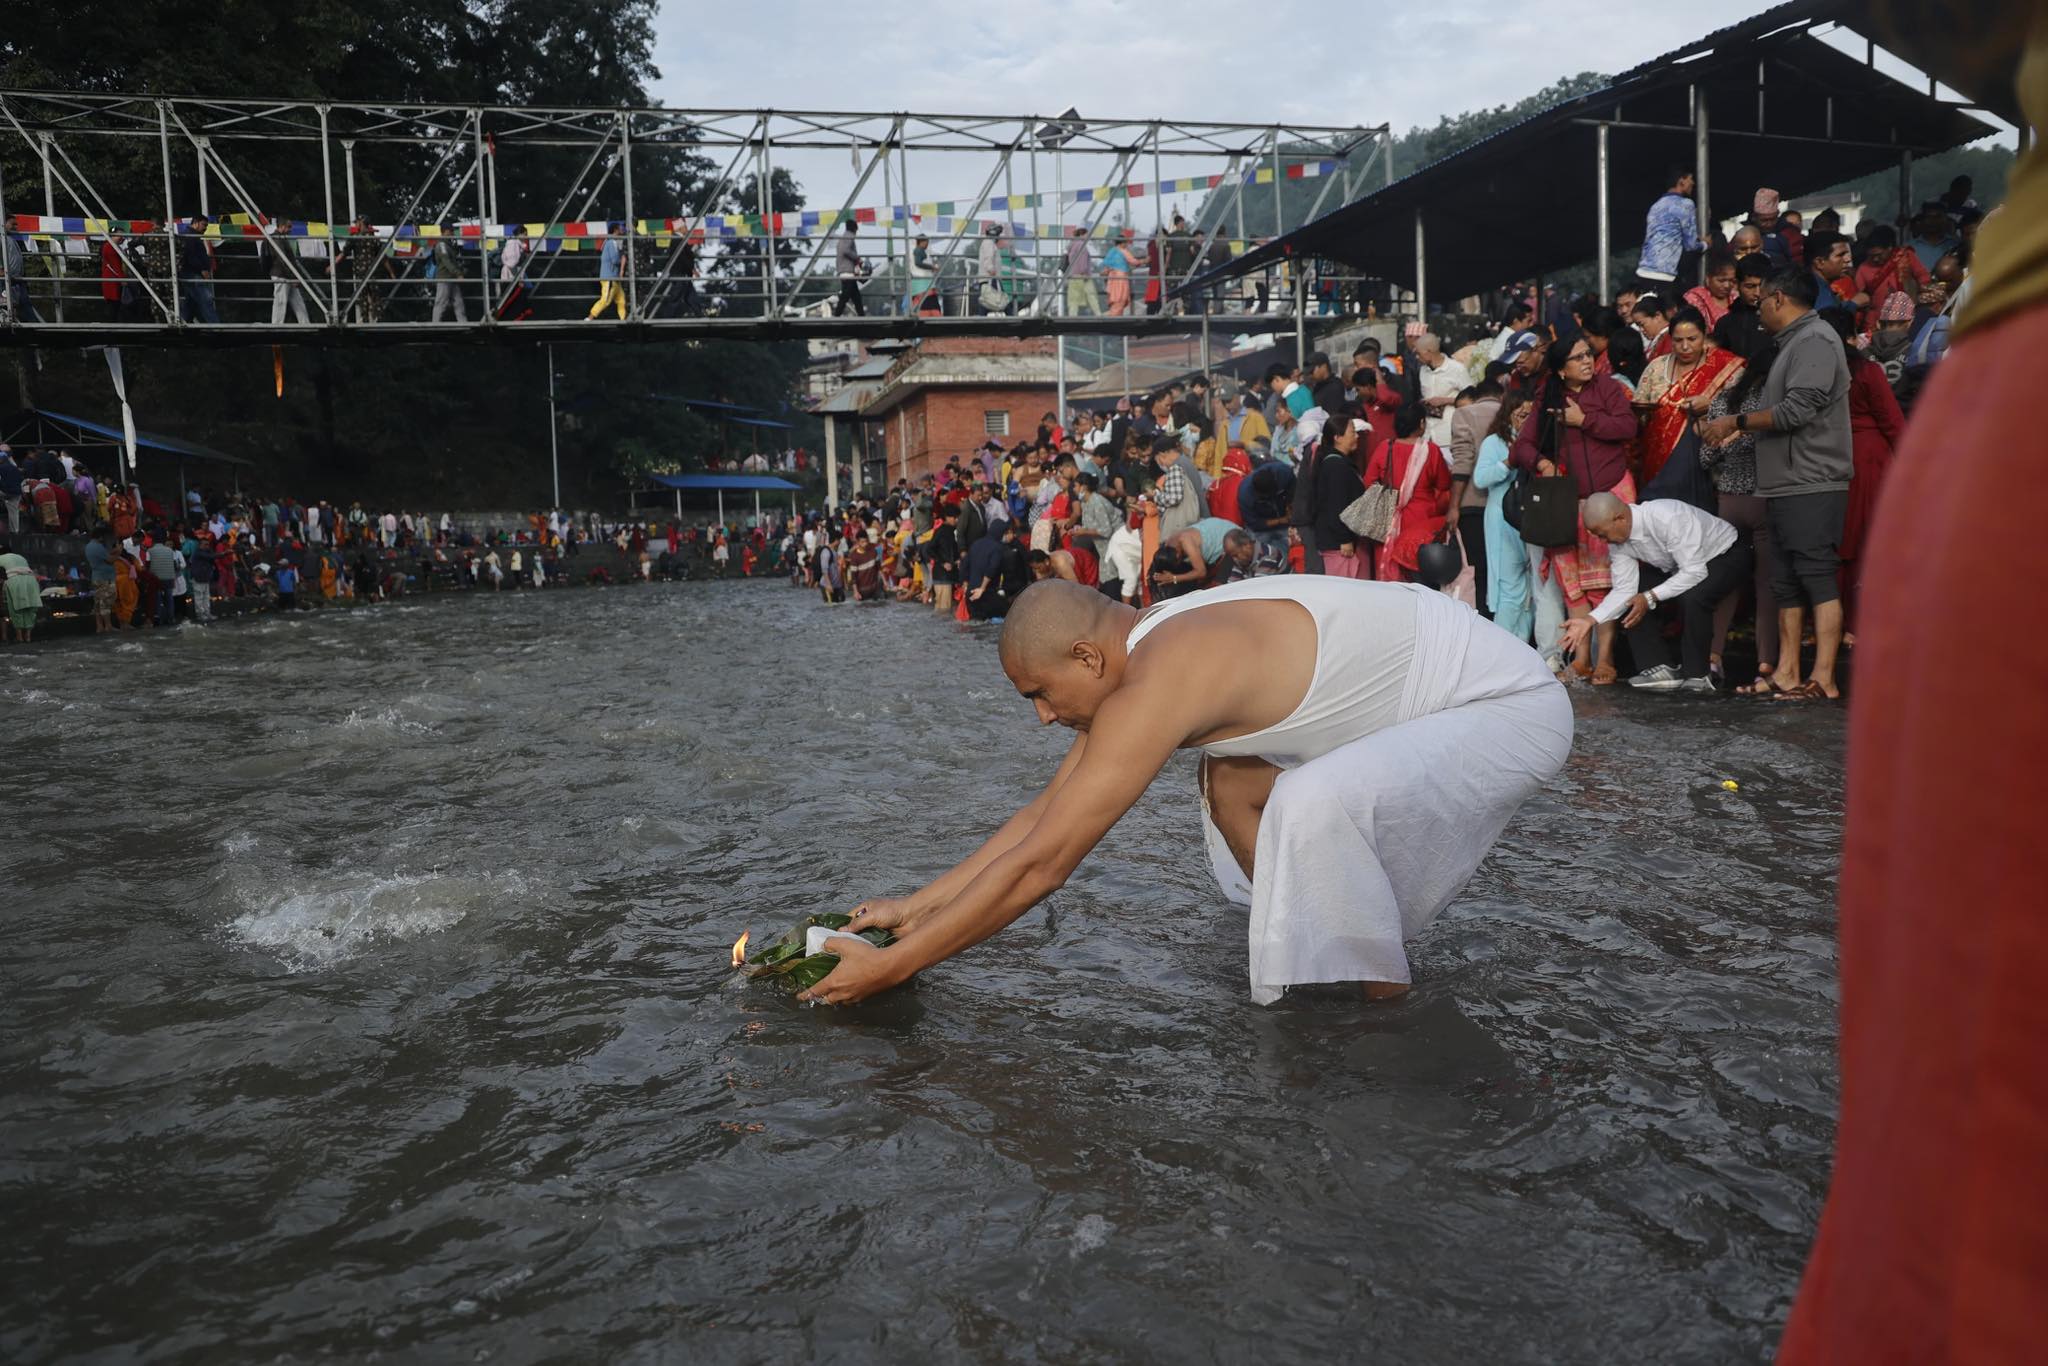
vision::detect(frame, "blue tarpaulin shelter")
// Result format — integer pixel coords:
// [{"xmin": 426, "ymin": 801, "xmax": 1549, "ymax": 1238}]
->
[
  {"xmin": 638, "ymin": 472, "xmax": 802, "ymax": 522},
  {"xmin": 5, "ymin": 407, "xmax": 253, "ymax": 501}
]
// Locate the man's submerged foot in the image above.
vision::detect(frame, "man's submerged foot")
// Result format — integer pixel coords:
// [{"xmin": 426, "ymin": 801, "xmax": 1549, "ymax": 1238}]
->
[{"xmin": 1363, "ymin": 980, "xmax": 1411, "ymax": 1002}]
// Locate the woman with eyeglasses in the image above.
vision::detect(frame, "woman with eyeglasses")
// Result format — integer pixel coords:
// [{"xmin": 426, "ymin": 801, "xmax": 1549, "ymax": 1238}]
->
[{"xmin": 1509, "ymin": 334, "xmax": 1642, "ymax": 683}]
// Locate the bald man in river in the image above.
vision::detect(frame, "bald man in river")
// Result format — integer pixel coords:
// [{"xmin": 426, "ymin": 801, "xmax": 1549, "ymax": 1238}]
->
[{"xmin": 804, "ymin": 576, "xmax": 1573, "ymax": 1006}]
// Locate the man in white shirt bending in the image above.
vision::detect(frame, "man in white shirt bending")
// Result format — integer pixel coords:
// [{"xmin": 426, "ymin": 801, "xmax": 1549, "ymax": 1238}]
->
[{"xmin": 1562, "ymin": 493, "xmax": 1752, "ymax": 693}]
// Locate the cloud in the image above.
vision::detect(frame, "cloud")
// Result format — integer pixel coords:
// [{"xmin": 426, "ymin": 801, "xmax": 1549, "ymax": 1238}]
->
[
  {"xmin": 649, "ymin": 0, "xmax": 1784, "ymax": 133},
  {"xmin": 641, "ymin": 0, "xmax": 1821, "ymax": 218}
]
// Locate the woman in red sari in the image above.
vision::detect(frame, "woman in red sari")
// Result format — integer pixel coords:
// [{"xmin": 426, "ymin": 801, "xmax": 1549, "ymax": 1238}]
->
[
  {"xmin": 1359, "ymin": 404, "xmax": 1453, "ymax": 583},
  {"xmin": 215, "ymin": 535, "xmax": 241, "ymax": 599},
  {"xmin": 1823, "ymin": 311, "xmax": 1907, "ymax": 643},
  {"xmin": 1631, "ymin": 305, "xmax": 1743, "ymax": 485}
]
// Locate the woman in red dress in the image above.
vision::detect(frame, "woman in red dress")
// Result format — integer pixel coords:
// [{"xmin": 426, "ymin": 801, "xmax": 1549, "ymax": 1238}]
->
[
  {"xmin": 1359, "ymin": 404, "xmax": 1453, "ymax": 584},
  {"xmin": 1824, "ymin": 311, "xmax": 1906, "ymax": 642}
]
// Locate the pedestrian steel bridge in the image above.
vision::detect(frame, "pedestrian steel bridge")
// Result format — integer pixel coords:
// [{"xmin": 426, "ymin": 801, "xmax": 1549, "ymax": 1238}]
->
[{"xmin": 0, "ymin": 92, "xmax": 1388, "ymax": 346}]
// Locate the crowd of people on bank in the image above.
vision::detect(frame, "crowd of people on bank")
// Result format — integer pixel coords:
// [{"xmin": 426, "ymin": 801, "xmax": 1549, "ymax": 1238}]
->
[
  {"xmin": 777, "ymin": 171, "xmax": 1980, "ymax": 702},
  {"xmin": 0, "ymin": 459, "xmax": 725, "ymax": 643}
]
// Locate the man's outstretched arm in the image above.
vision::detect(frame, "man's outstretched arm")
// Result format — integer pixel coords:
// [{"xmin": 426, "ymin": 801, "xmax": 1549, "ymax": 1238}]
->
[{"xmin": 803, "ymin": 688, "xmax": 1188, "ymax": 1004}]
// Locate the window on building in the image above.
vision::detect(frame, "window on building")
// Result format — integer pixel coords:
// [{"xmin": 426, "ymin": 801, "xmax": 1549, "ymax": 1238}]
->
[{"xmin": 983, "ymin": 410, "xmax": 1010, "ymax": 437}]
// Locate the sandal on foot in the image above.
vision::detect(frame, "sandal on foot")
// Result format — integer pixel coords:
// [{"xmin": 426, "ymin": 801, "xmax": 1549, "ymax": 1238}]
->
[
  {"xmin": 1591, "ymin": 662, "xmax": 1619, "ymax": 686},
  {"xmin": 1736, "ymin": 669, "xmax": 1780, "ymax": 696},
  {"xmin": 1771, "ymin": 680, "xmax": 1831, "ymax": 701}
]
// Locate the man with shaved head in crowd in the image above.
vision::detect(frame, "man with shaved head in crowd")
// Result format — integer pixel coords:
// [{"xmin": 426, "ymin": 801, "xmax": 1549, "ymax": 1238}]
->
[{"xmin": 800, "ymin": 576, "xmax": 1571, "ymax": 1007}]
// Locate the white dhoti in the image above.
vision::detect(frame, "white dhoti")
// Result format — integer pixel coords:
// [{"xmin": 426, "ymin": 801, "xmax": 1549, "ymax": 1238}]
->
[
  {"xmin": 1103, "ymin": 526, "xmax": 1143, "ymax": 596},
  {"xmin": 1193, "ymin": 593, "xmax": 1574, "ymax": 1004}
]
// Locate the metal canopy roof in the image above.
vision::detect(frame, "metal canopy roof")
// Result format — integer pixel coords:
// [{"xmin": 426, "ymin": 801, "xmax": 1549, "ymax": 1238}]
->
[
  {"xmin": 644, "ymin": 473, "xmax": 801, "ymax": 492},
  {"xmin": 1189, "ymin": 10, "xmax": 1995, "ymax": 303},
  {"xmin": 11, "ymin": 408, "xmax": 254, "ymax": 465}
]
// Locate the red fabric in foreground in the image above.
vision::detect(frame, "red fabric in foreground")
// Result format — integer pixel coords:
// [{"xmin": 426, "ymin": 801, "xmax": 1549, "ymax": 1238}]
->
[{"xmin": 1777, "ymin": 304, "xmax": 2048, "ymax": 1364}]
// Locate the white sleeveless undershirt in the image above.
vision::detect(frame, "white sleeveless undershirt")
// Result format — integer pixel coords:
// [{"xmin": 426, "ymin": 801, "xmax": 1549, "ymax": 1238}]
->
[{"xmin": 1127, "ymin": 578, "xmax": 1511, "ymax": 770}]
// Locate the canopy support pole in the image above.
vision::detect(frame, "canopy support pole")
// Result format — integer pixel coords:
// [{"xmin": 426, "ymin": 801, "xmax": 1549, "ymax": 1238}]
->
[
  {"xmin": 1293, "ymin": 271, "xmax": 1306, "ymax": 368},
  {"xmin": 754, "ymin": 489, "xmax": 761, "ymax": 524},
  {"xmin": 546, "ymin": 344, "xmax": 560, "ymax": 508},
  {"xmin": 718, "ymin": 489, "xmax": 725, "ymax": 525},
  {"xmin": 1056, "ymin": 335, "xmax": 1066, "ymax": 423},
  {"xmin": 1596, "ymin": 122, "xmax": 1611, "ymax": 305},
  {"xmin": 1413, "ymin": 210, "xmax": 1427, "ymax": 329},
  {"xmin": 1693, "ymin": 85, "xmax": 1711, "ymax": 287},
  {"xmin": 824, "ymin": 414, "xmax": 839, "ymax": 509},
  {"xmin": 674, "ymin": 486, "xmax": 681, "ymax": 519}
]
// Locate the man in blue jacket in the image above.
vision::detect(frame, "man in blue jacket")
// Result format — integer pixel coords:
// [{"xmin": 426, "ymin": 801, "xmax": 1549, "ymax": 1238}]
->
[{"xmin": 1635, "ymin": 165, "xmax": 1702, "ymax": 299}]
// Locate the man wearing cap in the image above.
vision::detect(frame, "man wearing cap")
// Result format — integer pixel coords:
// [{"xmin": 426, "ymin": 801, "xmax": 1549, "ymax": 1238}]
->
[
  {"xmin": 1746, "ymin": 189, "xmax": 1804, "ymax": 271},
  {"xmin": 1866, "ymin": 290, "xmax": 1921, "ymax": 404},
  {"xmin": 1063, "ymin": 227, "xmax": 1100, "ymax": 317},
  {"xmin": 1485, "ymin": 301, "xmax": 1538, "ymax": 362},
  {"xmin": 1217, "ymin": 379, "xmax": 1268, "ymax": 451},
  {"xmin": 1498, "ymin": 331, "xmax": 1545, "ymax": 404}
]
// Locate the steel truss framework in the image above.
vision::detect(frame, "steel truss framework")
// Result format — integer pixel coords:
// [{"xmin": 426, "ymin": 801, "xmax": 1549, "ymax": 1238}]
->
[{"xmin": 0, "ymin": 91, "xmax": 1389, "ymax": 347}]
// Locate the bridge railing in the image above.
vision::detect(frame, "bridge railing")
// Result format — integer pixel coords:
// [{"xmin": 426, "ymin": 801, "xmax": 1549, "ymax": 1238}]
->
[{"xmin": 1, "ymin": 91, "xmax": 1392, "ymax": 335}]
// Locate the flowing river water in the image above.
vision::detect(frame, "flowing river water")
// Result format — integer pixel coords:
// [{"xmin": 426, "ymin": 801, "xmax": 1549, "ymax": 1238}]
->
[{"xmin": 2, "ymin": 581, "xmax": 1845, "ymax": 1363}]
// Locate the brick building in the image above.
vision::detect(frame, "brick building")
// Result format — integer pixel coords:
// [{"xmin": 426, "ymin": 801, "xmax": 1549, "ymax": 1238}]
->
[{"xmin": 858, "ymin": 337, "xmax": 1092, "ymax": 485}]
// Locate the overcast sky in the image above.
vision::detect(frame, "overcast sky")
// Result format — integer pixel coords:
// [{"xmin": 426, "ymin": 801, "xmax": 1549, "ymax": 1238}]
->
[
  {"xmin": 642, "ymin": 2, "xmax": 2003, "ymax": 227},
  {"xmin": 649, "ymin": 1, "xmax": 1788, "ymax": 136}
]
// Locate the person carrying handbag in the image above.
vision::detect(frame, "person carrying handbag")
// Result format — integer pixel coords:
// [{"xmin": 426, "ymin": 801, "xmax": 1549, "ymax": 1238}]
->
[
  {"xmin": 1309, "ymin": 409, "xmax": 1375, "ymax": 578},
  {"xmin": 1357, "ymin": 404, "xmax": 1453, "ymax": 584},
  {"xmin": 1509, "ymin": 335, "xmax": 1641, "ymax": 682}
]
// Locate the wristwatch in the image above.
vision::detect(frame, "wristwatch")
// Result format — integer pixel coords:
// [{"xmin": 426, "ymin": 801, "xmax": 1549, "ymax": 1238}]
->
[
  {"xmin": 1734, "ymin": 412, "xmax": 1750, "ymax": 433},
  {"xmin": 1643, "ymin": 589, "xmax": 1658, "ymax": 608}
]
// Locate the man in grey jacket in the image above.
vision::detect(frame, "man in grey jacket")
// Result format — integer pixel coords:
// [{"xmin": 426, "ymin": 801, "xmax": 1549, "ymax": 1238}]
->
[
  {"xmin": 834, "ymin": 221, "xmax": 865, "ymax": 317},
  {"xmin": 1699, "ymin": 267, "xmax": 1851, "ymax": 699}
]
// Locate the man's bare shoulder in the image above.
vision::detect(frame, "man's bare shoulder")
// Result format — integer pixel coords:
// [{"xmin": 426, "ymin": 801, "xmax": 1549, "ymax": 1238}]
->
[{"xmin": 1121, "ymin": 597, "xmax": 1317, "ymax": 742}]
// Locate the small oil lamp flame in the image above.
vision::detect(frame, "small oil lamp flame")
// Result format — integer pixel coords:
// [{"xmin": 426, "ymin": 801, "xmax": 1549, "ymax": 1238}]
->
[{"xmin": 731, "ymin": 931, "xmax": 750, "ymax": 968}]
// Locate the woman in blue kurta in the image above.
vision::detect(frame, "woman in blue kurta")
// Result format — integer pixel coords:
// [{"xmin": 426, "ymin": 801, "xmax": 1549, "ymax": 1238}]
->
[{"xmin": 1472, "ymin": 393, "xmax": 1534, "ymax": 645}]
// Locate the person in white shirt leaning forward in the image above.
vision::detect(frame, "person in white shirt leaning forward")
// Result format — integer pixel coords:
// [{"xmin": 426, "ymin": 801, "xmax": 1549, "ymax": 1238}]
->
[{"xmin": 1561, "ymin": 494, "xmax": 1752, "ymax": 693}]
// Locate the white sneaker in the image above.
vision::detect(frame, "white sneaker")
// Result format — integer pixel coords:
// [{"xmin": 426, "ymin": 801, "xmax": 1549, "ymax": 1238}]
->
[
  {"xmin": 1675, "ymin": 675, "xmax": 1718, "ymax": 694},
  {"xmin": 1629, "ymin": 664, "xmax": 1684, "ymax": 690}
]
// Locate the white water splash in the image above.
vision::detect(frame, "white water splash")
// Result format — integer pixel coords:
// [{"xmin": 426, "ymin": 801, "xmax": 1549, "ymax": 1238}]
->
[
  {"xmin": 228, "ymin": 869, "xmax": 522, "ymax": 971},
  {"xmin": 339, "ymin": 706, "xmax": 438, "ymax": 736}
]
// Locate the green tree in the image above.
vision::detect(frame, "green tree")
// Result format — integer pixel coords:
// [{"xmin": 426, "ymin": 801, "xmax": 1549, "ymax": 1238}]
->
[{"xmin": 2, "ymin": 0, "xmax": 816, "ymax": 509}]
